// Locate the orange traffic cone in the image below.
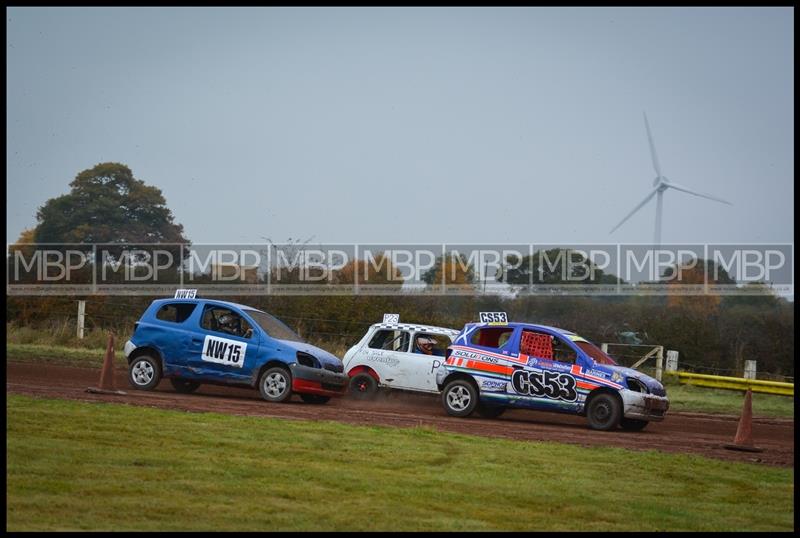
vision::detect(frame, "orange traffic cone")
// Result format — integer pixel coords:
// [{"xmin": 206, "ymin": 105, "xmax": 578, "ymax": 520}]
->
[
  {"xmin": 86, "ymin": 332, "xmax": 127, "ymax": 395},
  {"xmin": 723, "ymin": 389, "xmax": 762, "ymax": 452}
]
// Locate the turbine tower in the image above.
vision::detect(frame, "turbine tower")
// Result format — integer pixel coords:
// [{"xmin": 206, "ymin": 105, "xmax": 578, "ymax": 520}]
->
[{"xmin": 609, "ymin": 112, "xmax": 733, "ymax": 247}]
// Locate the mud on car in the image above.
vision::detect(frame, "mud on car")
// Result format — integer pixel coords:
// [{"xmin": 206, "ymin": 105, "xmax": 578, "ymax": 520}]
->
[
  {"xmin": 124, "ymin": 297, "xmax": 348, "ymax": 404},
  {"xmin": 437, "ymin": 315, "xmax": 669, "ymax": 430},
  {"xmin": 342, "ymin": 320, "xmax": 460, "ymax": 398}
]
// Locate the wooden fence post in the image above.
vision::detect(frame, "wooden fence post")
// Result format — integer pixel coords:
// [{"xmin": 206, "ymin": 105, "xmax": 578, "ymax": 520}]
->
[{"xmin": 77, "ymin": 300, "xmax": 86, "ymax": 339}]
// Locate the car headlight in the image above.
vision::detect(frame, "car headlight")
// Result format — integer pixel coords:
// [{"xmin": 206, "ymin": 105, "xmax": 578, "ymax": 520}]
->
[
  {"xmin": 626, "ymin": 377, "xmax": 648, "ymax": 394},
  {"xmin": 296, "ymin": 351, "xmax": 320, "ymax": 368}
]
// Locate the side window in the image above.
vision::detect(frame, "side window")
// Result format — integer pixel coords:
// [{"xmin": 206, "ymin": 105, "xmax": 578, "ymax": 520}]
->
[
  {"xmin": 412, "ymin": 333, "xmax": 448, "ymax": 356},
  {"xmin": 368, "ymin": 329, "xmax": 410, "ymax": 352},
  {"xmin": 155, "ymin": 303, "xmax": 197, "ymax": 323},
  {"xmin": 470, "ymin": 327, "xmax": 514, "ymax": 350},
  {"xmin": 200, "ymin": 306, "xmax": 253, "ymax": 339},
  {"xmin": 521, "ymin": 330, "xmax": 577, "ymax": 364}
]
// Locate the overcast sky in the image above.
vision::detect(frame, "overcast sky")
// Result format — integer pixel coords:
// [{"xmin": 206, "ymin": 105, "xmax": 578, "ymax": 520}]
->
[{"xmin": 6, "ymin": 7, "xmax": 794, "ymax": 246}]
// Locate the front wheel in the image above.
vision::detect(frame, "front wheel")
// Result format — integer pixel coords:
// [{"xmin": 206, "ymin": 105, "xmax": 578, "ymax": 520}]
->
[
  {"xmin": 128, "ymin": 355, "xmax": 161, "ymax": 391},
  {"xmin": 442, "ymin": 379, "xmax": 479, "ymax": 417},
  {"xmin": 620, "ymin": 417, "xmax": 649, "ymax": 431},
  {"xmin": 586, "ymin": 393, "xmax": 622, "ymax": 431},
  {"xmin": 259, "ymin": 367, "xmax": 293, "ymax": 403},
  {"xmin": 349, "ymin": 373, "xmax": 378, "ymax": 400},
  {"xmin": 170, "ymin": 378, "xmax": 201, "ymax": 394},
  {"xmin": 300, "ymin": 394, "xmax": 331, "ymax": 404}
]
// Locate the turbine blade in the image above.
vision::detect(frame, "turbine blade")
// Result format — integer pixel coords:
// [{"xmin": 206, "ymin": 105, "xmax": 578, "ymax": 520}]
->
[
  {"xmin": 666, "ymin": 181, "xmax": 733, "ymax": 205},
  {"xmin": 643, "ymin": 112, "xmax": 662, "ymax": 178},
  {"xmin": 609, "ymin": 187, "xmax": 660, "ymax": 234}
]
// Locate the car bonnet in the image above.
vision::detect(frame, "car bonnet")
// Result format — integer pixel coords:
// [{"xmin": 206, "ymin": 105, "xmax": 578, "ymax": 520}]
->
[
  {"xmin": 601, "ymin": 364, "xmax": 663, "ymax": 392},
  {"xmin": 276, "ymin": 338, "xmax": 342, "ymax": 367}
]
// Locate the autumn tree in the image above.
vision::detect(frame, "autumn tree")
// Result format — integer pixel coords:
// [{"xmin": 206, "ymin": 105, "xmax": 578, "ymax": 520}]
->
[
  {"xmin": 421, "ymin": 253, "xmax": 476, "ymax": 286},
  {"xmin": 35, "ymin": 162, "xmax": 189, "ymax": 245},
  {"xmin": 663, "ymin": 258, "xmax": 735, "ymax": 316},
  {"xmin": 334, "ymin": 252, "xmax": 404, "ymax": 286},
  {"xmin": 499, "ymin": 248, "xmax": 621, "ymax": 285}
]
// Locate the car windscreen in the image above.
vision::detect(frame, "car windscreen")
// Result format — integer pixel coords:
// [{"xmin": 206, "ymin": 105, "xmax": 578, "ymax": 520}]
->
[
  {"xmin": 244, "ymin": 309, "xmax": 305, "ymax": 343},
  {"xmin": 575, "ymin": 340, "xmax": 618, "ymax": 365}
]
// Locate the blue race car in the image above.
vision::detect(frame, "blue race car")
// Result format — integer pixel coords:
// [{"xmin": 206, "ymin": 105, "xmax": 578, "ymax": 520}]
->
[
  {"xmin": 124, "ymin": 297, "xmax": 348, "ymax": 404},
  {"xmin": 436, "ymin": 316, "xmax": 669, "ymax": 430}
]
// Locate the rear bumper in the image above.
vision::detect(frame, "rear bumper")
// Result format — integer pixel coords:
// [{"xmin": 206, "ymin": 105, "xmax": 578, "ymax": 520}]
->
[
  {"xmin": 621, "ymin": 390, "xmax": 669, "ymax": 421},
  {"xmin": 290, "ymin": 363, "xmax": 349, "ymax": 397}
]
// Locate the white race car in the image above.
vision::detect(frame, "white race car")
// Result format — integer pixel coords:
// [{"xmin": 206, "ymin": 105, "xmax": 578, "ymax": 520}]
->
[{"xmin": 343, "ymin": 321, "xmax": 460, "ymax": 398}]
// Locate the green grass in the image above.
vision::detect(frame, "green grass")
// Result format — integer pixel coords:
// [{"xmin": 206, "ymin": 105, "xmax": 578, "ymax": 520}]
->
[
  {"xmin": 661, "ymin": 377, "xmax": 794, "ymax": 418},
  {"xmin": 6, "ymin": 343, "xmax": 128, "ymax": 368},
  {"xmin": 6, "ymin": 394, "xmax": 794, "ymax": 531},
  {"xmin": 6, "ymin": 320, "xmax": 132, "ymax": 349}
]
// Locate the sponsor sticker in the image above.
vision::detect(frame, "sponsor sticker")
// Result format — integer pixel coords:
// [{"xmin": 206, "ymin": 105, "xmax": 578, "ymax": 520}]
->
[
  {"xmin": 202, "ymin": 335, "xmax": 246, "ymax": 368},
  {"xmin": 481, "ymin": 379, "xmax": 507, "ymax": 391},
  {"xmin": 366, "ymin": 353, "xmax": 400, "ymax": 367}
]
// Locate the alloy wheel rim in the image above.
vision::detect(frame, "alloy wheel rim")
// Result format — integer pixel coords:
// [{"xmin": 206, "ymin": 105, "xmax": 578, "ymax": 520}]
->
[
  {"xmin": 594, "ymin": 402, "xmax": 611, "ymax": 421},
  {"xmin": 264, "ymin": 372, "xmax": 287, "ymax": 397},
  {"xmin": 447, "ymin": 386, "xmax": 471, "ymax": 411},
  {"xmin": 132, "ymin": 361, "xmax": 154, "ymax": 385}
]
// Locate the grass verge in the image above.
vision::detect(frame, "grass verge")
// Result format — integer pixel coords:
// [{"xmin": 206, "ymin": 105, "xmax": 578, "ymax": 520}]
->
[
  {"xmin": 663, "ymin": 379, "xmax": 794, "ymax": 418},
  {"xmin": 6, "ymin": 394, "xmax": 794, "ymax": 531},
  {"xmin": 7, "ymin": 343, "xmax": 128, "ymax": 368}
]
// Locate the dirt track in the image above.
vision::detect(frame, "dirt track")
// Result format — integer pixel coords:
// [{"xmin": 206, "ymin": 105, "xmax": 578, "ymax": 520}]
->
[{"xmin": 6, "ymin": 361, "xmax": 794, "ymax": 467}]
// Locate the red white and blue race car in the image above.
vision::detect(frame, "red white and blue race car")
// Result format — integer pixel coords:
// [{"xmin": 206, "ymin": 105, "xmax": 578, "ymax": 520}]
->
[{"xmin": 436, "ymin": 313, "xmax": 669, "ymax": 430}]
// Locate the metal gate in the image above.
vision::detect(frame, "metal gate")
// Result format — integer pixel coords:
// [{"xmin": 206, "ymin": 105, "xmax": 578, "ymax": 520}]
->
[{"xmin": 601, "ymin": 343, "xmax": 664, "ymax": 381}]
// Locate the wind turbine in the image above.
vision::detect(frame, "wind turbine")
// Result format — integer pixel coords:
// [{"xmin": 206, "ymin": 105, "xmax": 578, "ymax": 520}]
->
[{"xmin": 609, "ymin": 112, "xmax": 733, "ymax": 246}]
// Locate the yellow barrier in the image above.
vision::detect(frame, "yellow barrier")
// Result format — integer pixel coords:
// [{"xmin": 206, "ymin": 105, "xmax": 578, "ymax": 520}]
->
[{"xmin": 667, "ymin": 371, "xmax": 793, "ymax": 396}]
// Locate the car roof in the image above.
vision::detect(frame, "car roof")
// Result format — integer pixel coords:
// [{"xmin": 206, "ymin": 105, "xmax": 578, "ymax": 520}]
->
[
  {"xmin": 371, "ymin": 322, "xmax": 460, "ymax": 336},
  {"xmin": 468, "ymin": 321, "xmax": 578, "ymax": 338},
  {"xmin": 152, "ymin": 297, "xmax": 265, "ymax": 314}
]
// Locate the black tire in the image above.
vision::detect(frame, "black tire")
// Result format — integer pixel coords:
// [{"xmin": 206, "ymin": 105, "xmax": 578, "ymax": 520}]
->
[
  {"xmin": 586, "ymin": 393, "xmax": 622, "ymax": 431},
  {"xmin": 442, "ymin": 379, "xmax": 479, "ymax": 417},
  {"xmin": 620, "ymin": 417, "xmax": 649, "ymax": 431},
  {"xmin": 170, "ymin": 378, "xmax": 201, "ymax": 394},
  {"xmin": 258, "ymin": 366, "xmax": 293, "ymax": 403},
  {"xmin": 476, "ymin": 403, "xmax": 506, "ymax": 419},
  {"xmin": 300, "ymin": 394, "xmax": 331, "ymax": 405},
  {"xmin": 128, "ymin": 355, "xmax": 161, "ymax": 391},
  {"xmin": 349, "ymin": 373, "xmax": 378, "ymax": 400}
]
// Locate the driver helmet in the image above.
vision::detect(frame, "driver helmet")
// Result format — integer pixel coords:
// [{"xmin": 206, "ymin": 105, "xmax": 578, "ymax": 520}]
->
[
  {"xmin": 416, "ymin": 335, "xmax": 438, "ymax": 353},
  {"xmin": 218, "ymin": 313, "xmax": 239, "ymax": 333}
]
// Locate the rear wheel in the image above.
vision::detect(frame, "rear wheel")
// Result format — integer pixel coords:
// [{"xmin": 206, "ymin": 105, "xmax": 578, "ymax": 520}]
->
[
  {"xmin": 442, "ymin": 379, "xmax": 478, "ymax": 417},
  {"xmin": 620, "ymin": 417, "xmax": 649, "ymax": 431},
  {"xmin": 259, "ymin": 366, "xmax": 293, "ymax": 403},
  {"xmin": 300, "ymin": 394, "xmax": 331, "ymax": 405},
  {"xmin": 476, "ymin": 404, "xmax": 506, "ymax": 419},
  {"xmin": 170, "ymin": 378, "xmax": 201, "ymax": 394},
  {"xmin": 128, "ymin": 355, "xmax": 161, "ymax": 391},
  {"xmin": 586, "ymin": 393, "xmax": 622, "ymax": 431},
  {"xmin": 349, "ymin": 373, "xmax": 378, "ymax": 400}
]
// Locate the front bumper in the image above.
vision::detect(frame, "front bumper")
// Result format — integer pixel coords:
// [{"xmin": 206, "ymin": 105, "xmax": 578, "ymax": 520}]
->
[
  {"xmin": 289, "ymin": 363, "xmax": 349, "ymax": 397},
  {"xmin": 621, "ymin": 389, "xmax": 669, "ymax": 421},
  {"xmin": 124, "ymin": 340, "xmax": 137, "ymax": 359}
]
